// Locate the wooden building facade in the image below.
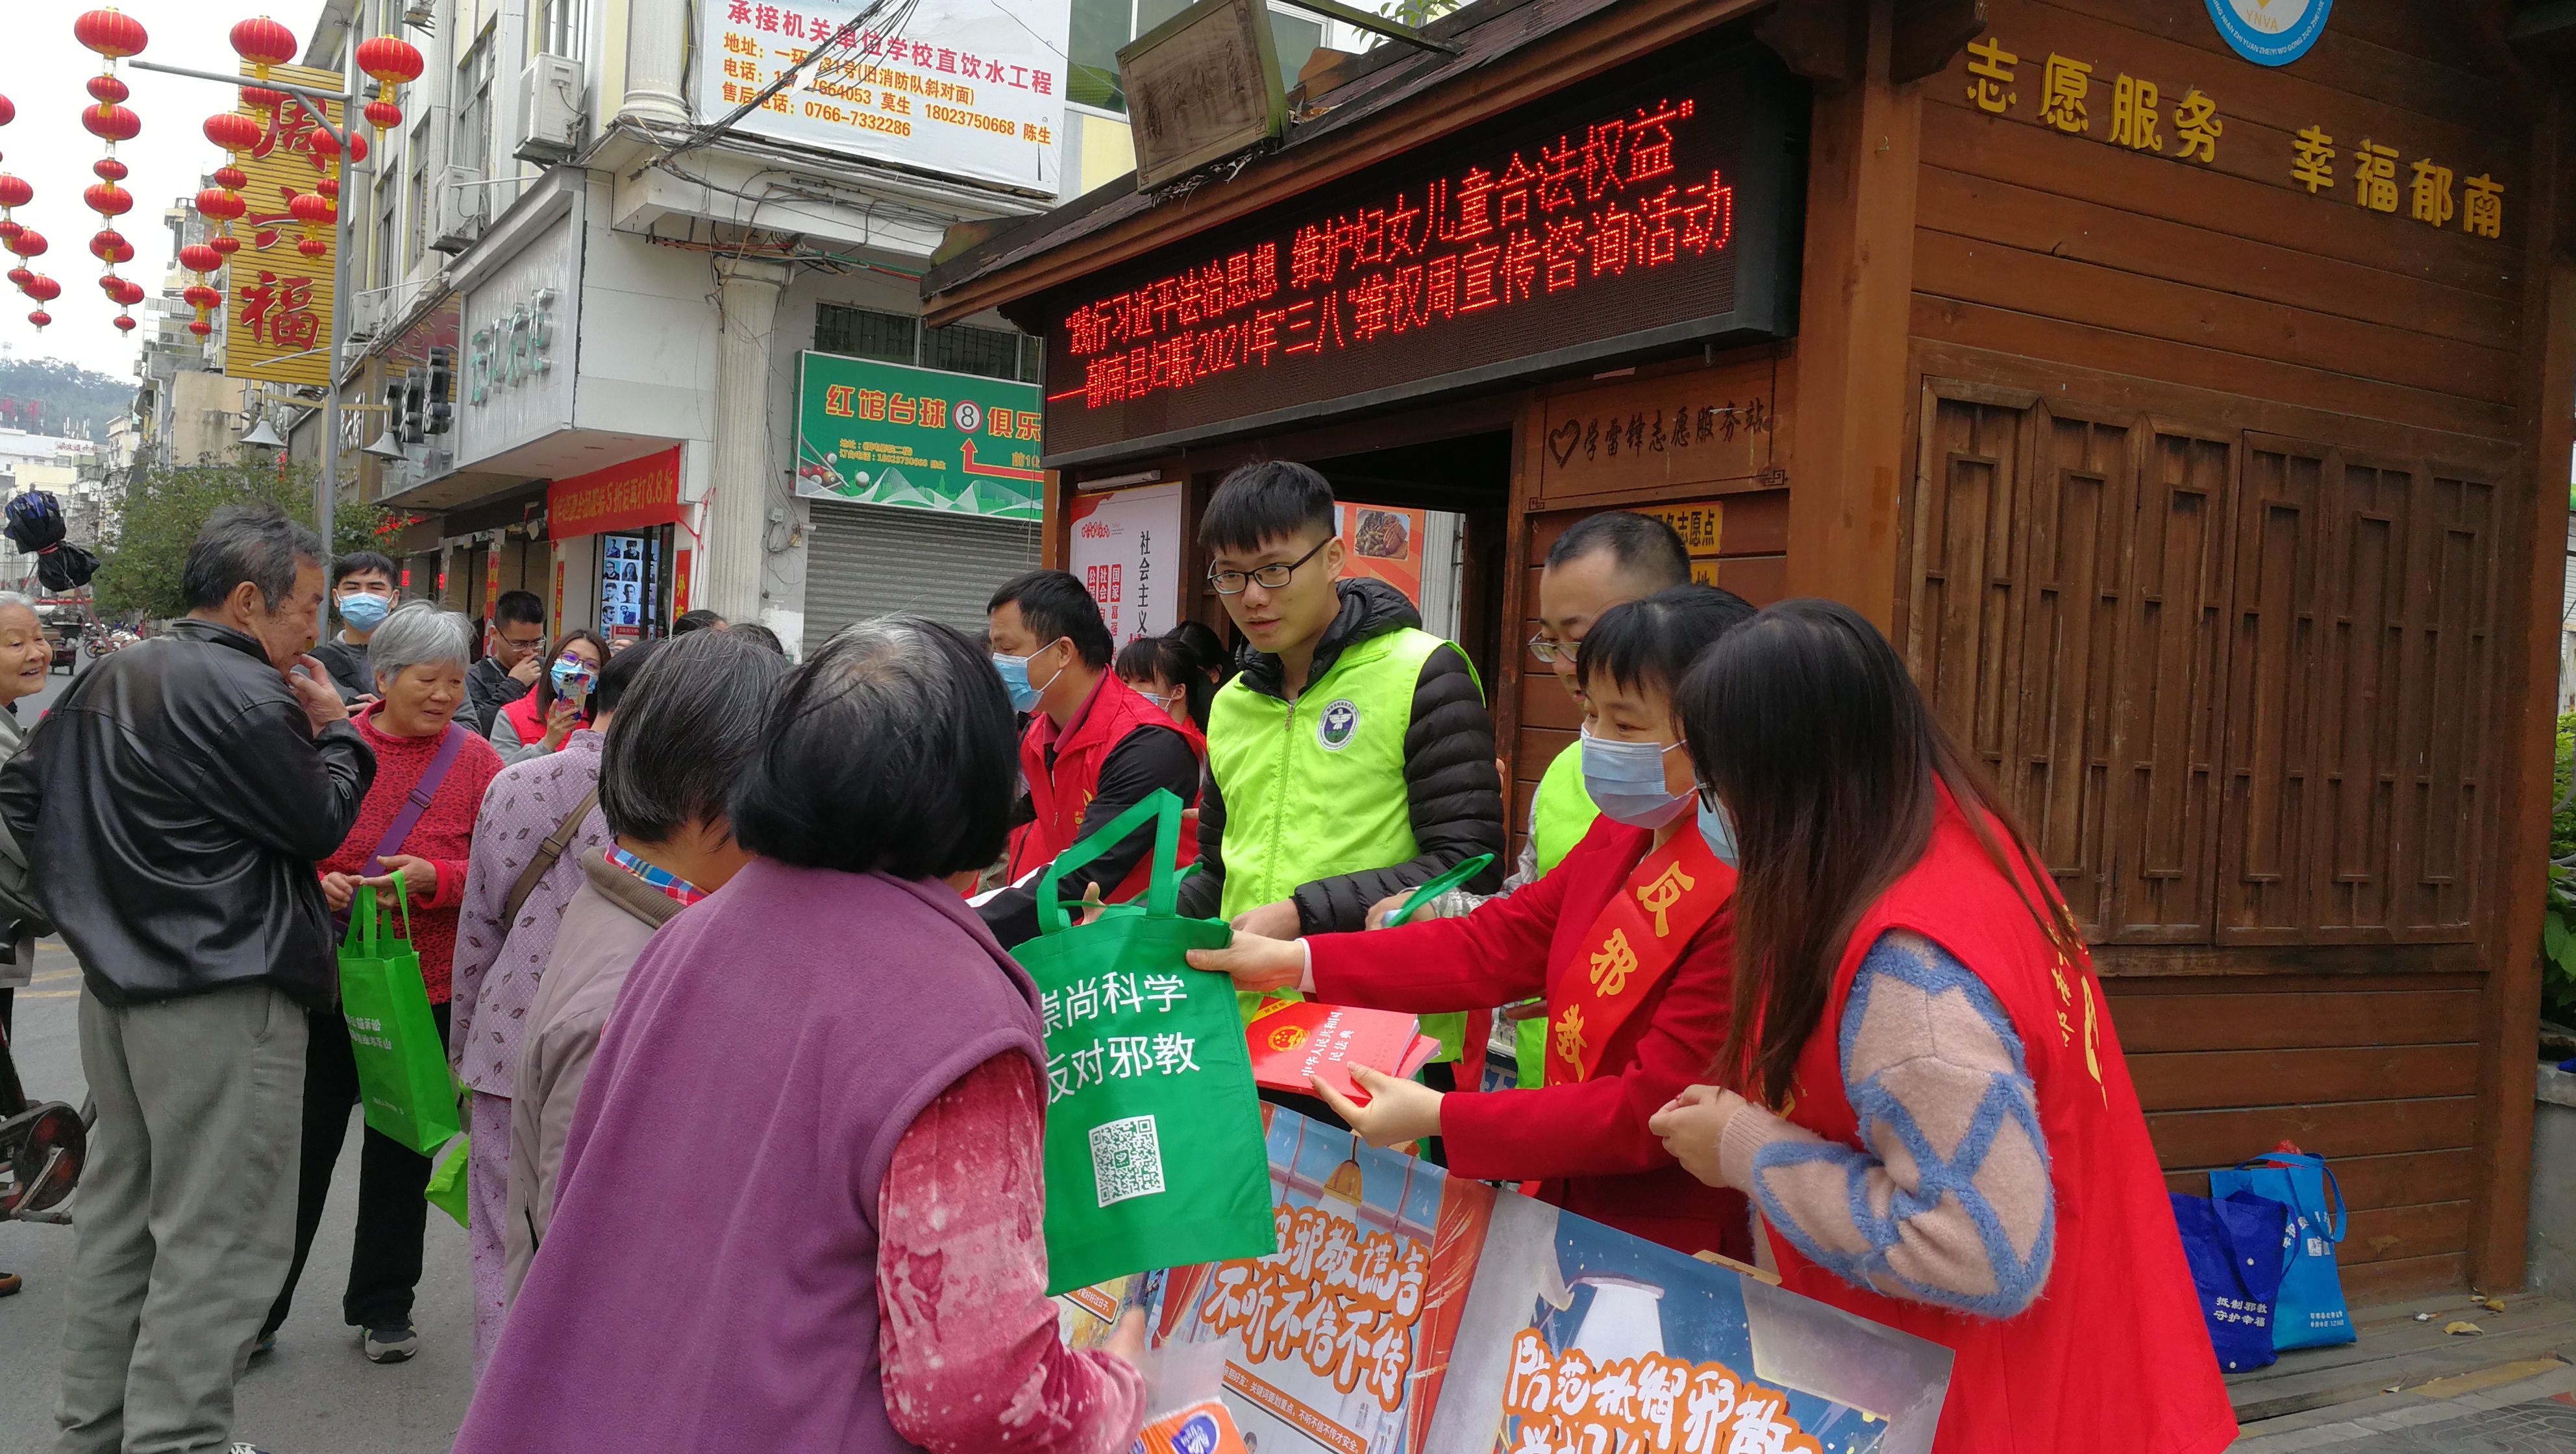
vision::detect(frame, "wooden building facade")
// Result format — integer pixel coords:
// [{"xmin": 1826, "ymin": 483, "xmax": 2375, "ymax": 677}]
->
[{"xmin": 923, "ymin": 0, "xmax": 2570, "ymax": 1298}]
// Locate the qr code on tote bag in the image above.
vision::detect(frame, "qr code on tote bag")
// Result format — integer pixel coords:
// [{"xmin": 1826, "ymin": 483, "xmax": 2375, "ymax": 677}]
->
[{"xmin": 1090, "ymin": 1115, "xmax": 1166, "ymax": 1207}]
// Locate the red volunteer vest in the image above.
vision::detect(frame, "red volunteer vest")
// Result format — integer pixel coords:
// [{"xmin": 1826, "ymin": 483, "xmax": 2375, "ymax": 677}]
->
[
  {"xmin": 1765, "ymin": 793, "xmax": 2235, "ymax": 1454},
  {"xmin": 1006, "ymin": 674, "xmax": 1191, "ymax": 902}
]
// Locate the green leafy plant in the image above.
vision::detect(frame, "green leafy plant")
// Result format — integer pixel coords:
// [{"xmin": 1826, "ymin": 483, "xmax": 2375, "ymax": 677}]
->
[
  {"xmin": 93, "ymin": 460, "xmax": 382, "ymax": 623},
  {"xmin": 2542, "ymin": 709, "xmax": 2576, "ymax": 1027}
]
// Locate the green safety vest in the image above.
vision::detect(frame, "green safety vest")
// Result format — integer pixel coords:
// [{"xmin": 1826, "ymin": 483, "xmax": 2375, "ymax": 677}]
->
[
  {"xmin": 1209, "ymin": 624, "xmax": 1471, "ymax": 1061},
  {"xmin": 1529, "ymin": 739, "xmax": 1601, "ymax": 876},
  {"xmin": 1515, "ymin": 741, "xmax": 1602, "ymax": 1086}
]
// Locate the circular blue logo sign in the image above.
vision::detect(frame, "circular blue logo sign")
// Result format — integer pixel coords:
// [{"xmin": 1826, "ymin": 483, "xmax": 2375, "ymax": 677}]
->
[
  {"xmin": 2206, "ymin": 0, "xmax": 2331, "ymax": 68},
  {"xmin": 1318, "ymin": 699, "xmax": 1360, "ymax": 750}
]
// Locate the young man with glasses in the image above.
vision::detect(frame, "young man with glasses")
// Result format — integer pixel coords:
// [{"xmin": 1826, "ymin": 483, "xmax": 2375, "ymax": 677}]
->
[
  {"xmin": 464, "ymin": 591, "xmax": 548, "ymax": 737},
  {"xmin": 1174, "ymin": 461, "xmax": 1504, "ymax": 1101}
]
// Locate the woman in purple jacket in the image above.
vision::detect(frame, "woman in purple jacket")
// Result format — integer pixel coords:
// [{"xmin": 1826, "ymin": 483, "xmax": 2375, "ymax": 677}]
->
[{"xmin": 456, "ymin": 617, "xmax": 1145, "ymax": 1454}]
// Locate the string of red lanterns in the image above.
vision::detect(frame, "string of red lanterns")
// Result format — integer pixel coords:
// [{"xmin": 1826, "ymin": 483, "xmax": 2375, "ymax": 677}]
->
[
  {"xmin": 0, "ymin": 89, "xmax": 38, "ymax": 332},
  {"xmin": 0, "ymin": 92, "xmax": 21, "ymax": 255},
  {"xmin": 72, "ymin": 7, "xmax": 149, "ymax": 336},
  {"xmin": 355, "ymin": 33, "xmax": 423, "ymax": 138}
]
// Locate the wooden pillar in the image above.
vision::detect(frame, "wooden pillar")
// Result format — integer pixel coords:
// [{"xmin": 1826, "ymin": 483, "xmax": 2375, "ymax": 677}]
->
[
  {"xmin": 1778, "ymin": 0, "xmax": 1921, "ymax": 630},
  {"xmin": 2472, "ymin": 89, "xmax": 2573, "ymax": 1293}
]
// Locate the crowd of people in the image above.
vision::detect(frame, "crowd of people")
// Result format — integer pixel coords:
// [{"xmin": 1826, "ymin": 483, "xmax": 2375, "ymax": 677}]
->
[{"xmin": 0, "ymin": 458, "xmax": 2233, "ymax": 1454}]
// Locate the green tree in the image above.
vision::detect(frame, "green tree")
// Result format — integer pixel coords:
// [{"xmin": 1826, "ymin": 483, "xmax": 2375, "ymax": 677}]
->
[
  {"xmin": 93, "ymin": 460, "xmax": 384, "ymax": 622},
  {"xmin": 2542, "ymin": 709, "xmax": 2576, "ymax": 1028}
]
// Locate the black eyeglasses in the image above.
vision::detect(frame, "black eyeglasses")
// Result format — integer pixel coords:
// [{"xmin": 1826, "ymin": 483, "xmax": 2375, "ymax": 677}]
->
[{"xmin": 1208, "ymin": 536, "xmax": 1331, "ymax": 595}]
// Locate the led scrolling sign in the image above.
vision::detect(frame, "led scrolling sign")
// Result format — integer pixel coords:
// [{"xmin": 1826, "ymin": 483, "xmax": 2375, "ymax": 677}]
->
[{"xmin": 1037, "ymin": 53, "xmax": 1800, "ymax": 463}]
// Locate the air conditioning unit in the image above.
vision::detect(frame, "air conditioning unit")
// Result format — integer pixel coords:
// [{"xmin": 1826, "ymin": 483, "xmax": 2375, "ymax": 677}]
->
[
  {"xmin": 429, "ymin": 167, "xmax": 488, "ymax": 254},
  {"xmin": 344, "ymin": 288, "xmax": 388, "ymax": 344},
  {"xmin": 515, "ymin": 55, "xmax": 584, "ymax": 164}
]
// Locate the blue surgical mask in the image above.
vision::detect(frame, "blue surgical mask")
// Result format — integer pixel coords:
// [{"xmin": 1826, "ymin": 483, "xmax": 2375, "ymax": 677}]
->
[
  {"xmin": 336, "ymin": 592, "xmax": 391, "ymax": 632},
  {"xmin": 1696, "ymin": 793, "xmax": 1740, "ymax": 867},
  {"xmin": 550, "ymin": 656, "xmax": 595, "ymax": 698},
  {"xmin": 1579, "ymin": 727, "xmax": 1693, "ymax": 829},
  {"xmin": 991, "ymin": 641, "xmax": 1065, "ymax": 714}
]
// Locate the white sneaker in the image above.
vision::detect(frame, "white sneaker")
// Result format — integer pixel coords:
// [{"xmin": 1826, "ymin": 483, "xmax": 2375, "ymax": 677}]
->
[{"xmin": 362, "ymin": 1322, "xmax": 418, "ymax": 1362}]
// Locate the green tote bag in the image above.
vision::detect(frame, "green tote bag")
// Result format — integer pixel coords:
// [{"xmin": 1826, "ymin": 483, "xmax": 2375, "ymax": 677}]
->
[
  {"xmin": 1015, "ymin": 789, "xmax": 1276, "ymax": 1294},
  {"xmin": 340, "ymin": 872, "xmax": 461, "ymax": 1157}
]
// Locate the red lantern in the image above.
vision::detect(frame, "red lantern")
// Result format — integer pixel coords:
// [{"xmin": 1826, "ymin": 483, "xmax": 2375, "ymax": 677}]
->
[
  {"xmin": 113, "ymin": 314, "xmax": 134, "ymax": 332},
  {"xmin": 86, "ymin": 75, "xmax": 130, "ymax": 106},
  {"xmin": 289, "ymin": 182, "xmax": 333, "ymax": 256},
  {"xmin": 240, "ymin": 85, "xmax": 287, "ymax": 113},
  {"xmin": 188, "ymin": 319, "xmax": 210, "ymax": 336},
  {"xmin": 193, "ymin": 189, "xmax": 244, "ymax": 225},
  {"xmin": 92, "ymin": 157, "xmax": 126, "ymax": 182},
  {"xmin": 210, "ymin": 235, "xmax": 240, "ymax": 256},
  {"xmin": 96, "ymin": 273, "xmax": 120, "ymax": 297},
  {"xmin": 230, "ymin": 18, "xmax": 298, "ymax": 79},
  {"xmin": 8, "ymin": 229, "xmax": 45, "ymax": 260},
  {"xmin": 73, "ymin": 9, "xmax": 149, "ymax": 64},
  {"xmin": 317, "ymin": 178, "xmax": 340, "ymax": 200},
  {"xmin": 365, "ymin": 99, "xmax": 403, "ymax": 136},
  {"xmin": 0, "ymin": 174, "xmax": 28, "ymax": 213},
  {"xmin": 28, "ymin": 311, "xmax": 51, "ymax": 331},
  {"xmin": 347, "ymin": 131, "xmax": 369, "ymax": 164},
  {"xmin": 182, "ymin": 283, "xmax": 221, "ymax": 310},
  {"xmin": 89, "ymin": 230, "xmax": 132, "ymax": 264},
  {"xmin": 204, "ymin": 111, "xmax": 261, "ymax": 160},
  {"xmin": 356, "ymin": 34, "xmax": 425, "ymax": 87},
  {"xmin": 179, "ymin": 242, "xmax": 222, "ymax": 276},
  {"xmin": 23, "ymin": 275, "xmax": 60, "ymax": 303},
  {"xmin": 111, "ymin": 277, "xmax": 145, "ymax": 306},
  {"xmin": 213, "ymin": 165, "xmax": 248, "ymax": 191},
  {"xmin": 84, "ymin": 182, "xmax": 132, "ymax": 218},
  {"xmin": 82, "ymin": 104, "xmax": 140, "ymax": 145},
  {"xmin": 0, "ymin": 223, "xmax": 18, "ymax": 245},
  {"xmin": 3, "ymin": 267, "xmax": 26, "ymax": 291},
  {"xmin": 306, "ymin": 127, "xmax": 340, "ymax": 171},
  {"xmin": 0, "ymin": 95, "xmax": 14, "ymax": 128}
]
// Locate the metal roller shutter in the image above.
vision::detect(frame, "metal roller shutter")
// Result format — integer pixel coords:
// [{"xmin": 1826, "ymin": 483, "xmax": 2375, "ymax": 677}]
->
[{"xmin": 802, "ymin": 500, "xmax": 1042, "ymax": 647}]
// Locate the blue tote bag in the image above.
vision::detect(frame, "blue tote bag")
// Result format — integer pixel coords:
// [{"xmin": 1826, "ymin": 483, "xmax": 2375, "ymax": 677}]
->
[
  {"xmin": 2170, "ymin": 1190, "xmax": 2296, "ymax": 1374},
  {"xmin": 2211, "ymin": 1148, "xmax": 2353, "ymax": 1349}
]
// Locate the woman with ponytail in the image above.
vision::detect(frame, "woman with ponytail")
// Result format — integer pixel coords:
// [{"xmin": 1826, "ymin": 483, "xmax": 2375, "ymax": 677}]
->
[{"xmin": 1647, "ymin": 599, "xmax": 2233, "ymax": 1454}]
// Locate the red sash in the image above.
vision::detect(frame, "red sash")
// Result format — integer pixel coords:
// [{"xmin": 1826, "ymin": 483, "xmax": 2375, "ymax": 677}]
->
[{"xmin": 1546, "ymin": 828, "xmax": 1732, "ymax": 1084}]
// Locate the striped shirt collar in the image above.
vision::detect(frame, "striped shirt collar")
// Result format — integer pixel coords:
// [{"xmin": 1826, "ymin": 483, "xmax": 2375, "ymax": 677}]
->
[{"xmin": 603, "ymin": 844, "xmax": 708, "ymax": 907}]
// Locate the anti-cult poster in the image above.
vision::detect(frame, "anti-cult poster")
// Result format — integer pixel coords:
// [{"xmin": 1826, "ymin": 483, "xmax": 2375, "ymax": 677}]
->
[{"xmin": 1109, "ymin": 1109, "xmax": 1952, "ymax": 1454}]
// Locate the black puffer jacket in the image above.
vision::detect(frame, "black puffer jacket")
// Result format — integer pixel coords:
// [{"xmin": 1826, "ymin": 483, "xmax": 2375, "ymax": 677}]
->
[
  {"xmin": 1178, "ymin": 579, "xmax": 1504, "ymax": 933},
  {"xmin": 0, "ymin": 619, "xmax": 376, "ymax": 1008}
]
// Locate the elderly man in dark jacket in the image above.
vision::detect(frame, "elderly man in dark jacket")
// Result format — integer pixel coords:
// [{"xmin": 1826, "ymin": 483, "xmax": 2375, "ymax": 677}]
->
[{"xmin": 0, "ymin": 504, "xmax": 374, "ymax": 1454}]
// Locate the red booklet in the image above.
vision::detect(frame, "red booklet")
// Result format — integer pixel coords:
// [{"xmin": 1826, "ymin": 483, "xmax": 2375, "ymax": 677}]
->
[{"xmin": 1245, "ymin": 1001, "xmax": 1438, "ymax": 1104}]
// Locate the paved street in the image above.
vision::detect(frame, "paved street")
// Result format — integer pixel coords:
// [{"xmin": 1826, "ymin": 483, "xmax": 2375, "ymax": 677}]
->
[{"xmin": 3, "ymin": 954, "xmax": 476, "ymax": 1453}]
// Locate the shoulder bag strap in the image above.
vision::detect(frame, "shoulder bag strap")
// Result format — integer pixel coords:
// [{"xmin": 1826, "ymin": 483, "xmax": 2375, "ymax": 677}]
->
[
  {"xmin": 361, "ymin": 724, "xmax": 471, "ymax": 875},
  {"xmin": 500, "ymin": 786, "xmax": 600, "ymax": 926}
]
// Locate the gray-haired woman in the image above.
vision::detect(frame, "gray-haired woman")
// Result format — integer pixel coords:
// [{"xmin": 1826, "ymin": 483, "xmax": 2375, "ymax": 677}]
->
[
  {"xmin": 0, "ymin": 591, "xmax": 52, "ymax": 1300},
  {"xmin": 260, "ymin": 603, "xmax": 506, "ymax": 1363}
]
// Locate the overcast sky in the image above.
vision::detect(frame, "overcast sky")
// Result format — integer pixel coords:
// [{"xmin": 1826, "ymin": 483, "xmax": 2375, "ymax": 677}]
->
[{"xmin": 1, "ymin": 1, "xmax": 334, "ymax": 388}]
